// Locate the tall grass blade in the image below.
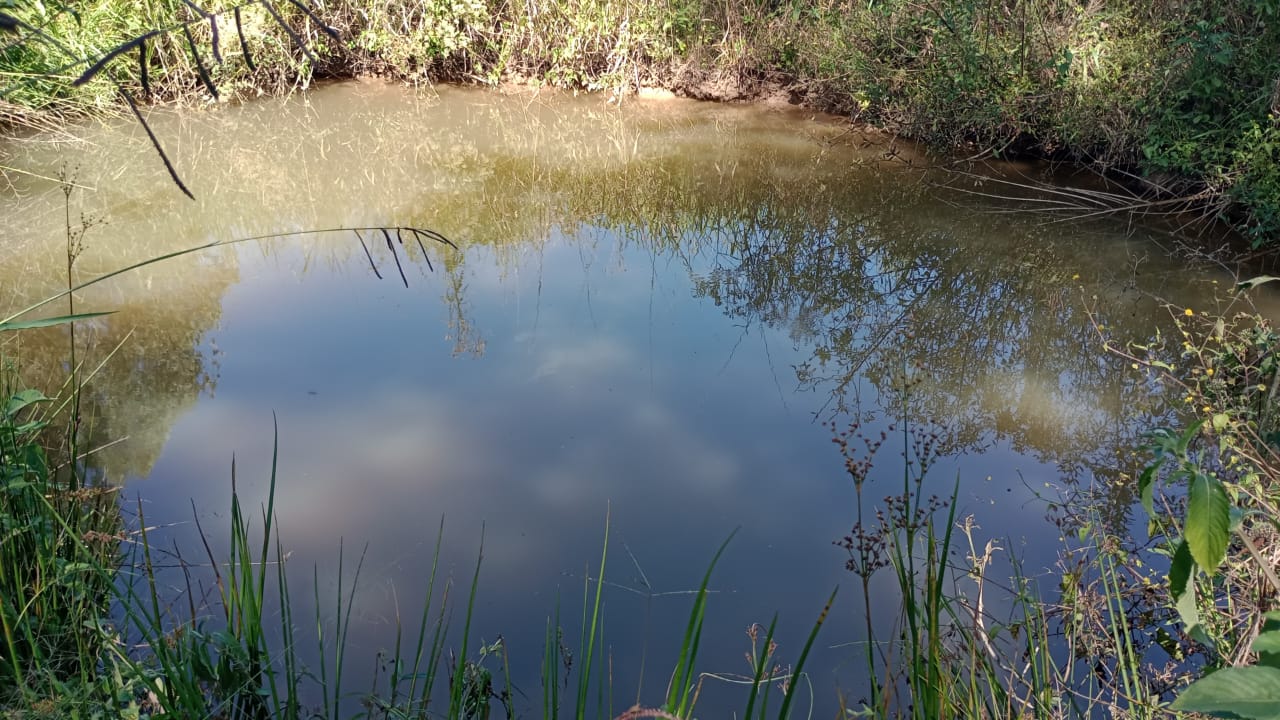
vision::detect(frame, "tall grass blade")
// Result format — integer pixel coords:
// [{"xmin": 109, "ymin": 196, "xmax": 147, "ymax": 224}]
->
[
  {"xmin": 544, "ymin": 600, "xmax": 562, "ymax": 720},
  {"xmin": 776, "ymin": 587, "xmax": 837, "ymax": 720},
  {"xmin": 406, "ymin": 516, "xmax": 446, "ymax": 709},
  {"xmin": 449, "ymin": 525, "xmax": 486, "ymax": 718},
  {"xmin": 0, "ymin": 311, "xmax": 114, "ymax": 332},
  {"xmin": 316, "ymin": 564, "xmax": 331, "ymax": 720},
  {"xmin": 666, "ymin": 528, "xmax": 738, "ymax": 716},
  {"xmin": 333, "ymin": 541, "xmax": 368, "ymax": 718},
  {"xmin": 575, "ymin": 511, "xmax": 610, "ymax": 719},
  {"xmin": 276, "ymin": 534, "xmax": 300, "ymax": 719}
]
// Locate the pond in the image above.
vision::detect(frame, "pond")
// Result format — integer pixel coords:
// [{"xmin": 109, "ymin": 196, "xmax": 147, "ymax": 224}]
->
[{"xmin": 1, "ymin": 80, "xmax": 1269, "ymax": 715}]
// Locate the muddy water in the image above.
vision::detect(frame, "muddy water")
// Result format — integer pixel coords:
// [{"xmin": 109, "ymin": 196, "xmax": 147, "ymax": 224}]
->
[{"xmin": 1, "ymin": 80, "xmax": 1267, "ymax": 714}]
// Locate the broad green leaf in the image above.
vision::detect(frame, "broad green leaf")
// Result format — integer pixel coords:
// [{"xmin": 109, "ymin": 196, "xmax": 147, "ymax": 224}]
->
[
  {"xmin": 1212, "ymin": 413, "xmax": 1231, "ymax": 432},
  {"xmin": 1171, "ymin": 540, "xmax": 1203, "ymax": 639},
  {"xmin": 0, "ymin": 311, "xmax": 115, "ymax": 332},
  {"xmin": 21, "ymin": 444, "xmax": 47, "ymax": 479},
  {"xmin": 1177, "ymin": 579, "xmax": 1198, "ymax": 635},
  {"xmin": 1253, "ymin": 612, "xmax": 1280, "ymax": 659},
  {"xmin": 1186, "ymin": 473, "xmax": 1231, "ymax": 572},
  {"xmin": 1237, "ymin": 275, "xmax": 1280, "ymax": 291},
  {"xmin": 1255, "ymin": 633, "xmax": 1280, "ymax": 667},
  {"xmin": 4, "ymin": 389, "xmax": 48, "ymax": 419},
  {"xmin": 1172, "ymin": 666, "xmax": 1280, "ymax": 719},
  {"xmin": 1263, "ymin": 611, "xmax": 1280, "ymax": 632}
]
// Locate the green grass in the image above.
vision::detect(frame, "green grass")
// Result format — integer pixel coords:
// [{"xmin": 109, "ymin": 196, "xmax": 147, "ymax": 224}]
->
[
  {"xmin": 831, "ymin": 393, "xmax": 1176, "ymax": 719},
  {"xmin": 1, "ymin": 360, "xmax": 839, "ymax": 718},
  {"xmin": 0, "ymin": 384, "xmax": 118, "ymax": 709}
]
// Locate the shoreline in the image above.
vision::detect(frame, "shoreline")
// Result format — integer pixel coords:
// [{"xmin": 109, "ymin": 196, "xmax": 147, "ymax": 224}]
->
[{"xmin": 3, "ymin": 1, "xmax": 1276, "ymax": 246}]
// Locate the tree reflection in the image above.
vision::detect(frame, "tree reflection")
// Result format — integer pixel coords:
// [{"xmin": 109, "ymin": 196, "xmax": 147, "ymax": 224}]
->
[
  {"xmin": 1, "ymin": 247, "xmax": 234, "ymax": 484},
  {"xmin": 485, "ymin": 141, "xmax": 1200, "ymax": 531},
  {"xmin": 0, "ymin": 84, "xmax": 1225, "ymax": 523}
]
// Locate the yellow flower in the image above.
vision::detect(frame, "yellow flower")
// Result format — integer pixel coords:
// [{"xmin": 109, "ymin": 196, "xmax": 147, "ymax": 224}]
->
[
  {"xmin": 1203, "ymin": 406, "xmax": 1212, "ymax": 413},
  {"xmin": 1206, "ymin": 367, "xmax": 1214, "ymax": 376},
  {"xmin": 1072, "ymin": 273, "xmax": 1080, "ymax": 280},
  {"xmin": 1184, "ymin": 308, "xmax": 1195, "ymax": 316},
  {"xmin": 1185, "ymin": 395, "xmax": 1195, "ymax": 403},
  {"xmin": 1131, "ymin": 363, "xmax": 1139, "ymax": 370}
]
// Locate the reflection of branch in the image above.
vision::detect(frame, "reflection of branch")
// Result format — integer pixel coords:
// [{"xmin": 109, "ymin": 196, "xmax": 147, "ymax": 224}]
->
[
  {"xmin": 443, "ymin": 257, "xmax": 485, "ymax": 358},
  {"xmin": 811, "ymin": 273, "xmax": 940, "ymax": 420},
  {"xmin": 2, "ymin": 225, "xmax": 456, "ymax": 327},
  {"xmin": 935, "ymin": 167, "xmax": 1222, "ymax": 231}
]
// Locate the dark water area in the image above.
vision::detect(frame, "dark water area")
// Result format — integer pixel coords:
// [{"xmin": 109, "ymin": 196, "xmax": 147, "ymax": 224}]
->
[{"xmin": 2, "ymin": 80, "xmax": 1273, "ymax": 715}]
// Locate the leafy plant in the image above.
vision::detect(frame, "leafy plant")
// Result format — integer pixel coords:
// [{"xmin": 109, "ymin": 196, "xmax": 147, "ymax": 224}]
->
[
  {"xmin": 1173, "ymin": 610, "xmax": 1280, "ymax": 718},
  {"xmin": 1112, "ymin": 290, "xmax": 1280, "ymax": 716},
  {"xmin": 1140, "ymin": 420, "xmax": 1233, "ymax": 643}
]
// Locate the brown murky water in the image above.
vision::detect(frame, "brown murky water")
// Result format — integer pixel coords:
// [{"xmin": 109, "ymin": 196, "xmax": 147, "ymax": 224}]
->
[{"xmin": 2, "ymin": 80, "xmax": 1269, "ymax": 714}]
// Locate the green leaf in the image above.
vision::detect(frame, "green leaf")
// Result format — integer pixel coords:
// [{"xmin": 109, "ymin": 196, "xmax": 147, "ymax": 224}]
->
[
  {"xmin": 1172, "ymin": 666, "xmax": 1280, "ymax": 719},
  {"xmin": 1262, "ymin": 611, "xmax": 1280, "ymax": 633},
  {"xmin": 4, "ymin": 389, "xmax": 48, "ymax": 419},
  {"xmin": 1237, "ymin": 275, "xmax": 1280, "ymax": 291},
  {"xmin": 1253, "ymin": 612, "xmax": 1280, "ymax": 659},
  {"xmin": 0, "ymin": 311, "xmax": 115, "ymax": 332},
  {"xmin": 1170, "ymin": 539, "xmax": 1194, "ymax": 599},
  {"xmin": 1170, "ymin": 539, "xmax": 1203, "ymax": 638},
  {"xmin": 1186, "ymin": 473, "xmax": 1231, "ymax": 572},
  {"xmin": 1176, "ymin": 419, "xmax": 1207, "ymax": 456},
  {"xmin": 1212, "ymin": 413, "xmax": 1231, "ymax": 432},
  {"xmin": 1138, "ymin": 464, "xmax": 1157, "ymax": 516}
]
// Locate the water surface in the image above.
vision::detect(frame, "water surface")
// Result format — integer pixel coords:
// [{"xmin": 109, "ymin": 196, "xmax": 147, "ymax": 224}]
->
[{"xmin": 1, "ymin": 80, "xmax": 1266, "ymax": 714}]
